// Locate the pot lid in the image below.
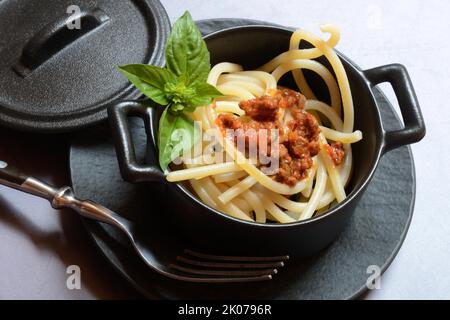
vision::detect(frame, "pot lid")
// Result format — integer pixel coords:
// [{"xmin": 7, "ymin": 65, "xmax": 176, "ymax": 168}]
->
[{"xmin": 0, "ymin": 0, "xmax": 170, "ymax": 133}]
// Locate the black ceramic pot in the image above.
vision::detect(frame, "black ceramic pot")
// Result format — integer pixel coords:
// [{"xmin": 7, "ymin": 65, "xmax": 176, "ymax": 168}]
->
[{"xmin": 108, "ymin": 26, "xmax": 425, "ymax": 258}]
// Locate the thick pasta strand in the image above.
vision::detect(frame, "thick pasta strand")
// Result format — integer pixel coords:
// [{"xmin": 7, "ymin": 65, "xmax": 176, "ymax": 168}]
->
[
  {"xmin": 224, "ymin": 182, "xmax": 267, "ymax": 223},
  {"xmin": 218, "ymin": 74, "xmax": 265, "ymax": 88},
  {"xmin": 320, "ymin": 127, "xmax": 363, "ymax": 144},
  {"xmin": 260, "ymin": 197, "xmax": 296, "ymax": 223},
  {"xmin": 217, "ymin": 80, "xmax": 265, "ymax": 97},
  {"xmin": 319, "ymin": 136, "xmax": 346, "ymax": 202},
  {"xmin": 242, "ymin": 190, "xmax": 267, "ymax": 223},
  {"xmin": 184, "ymin": 161, "xmax": 252, "ymax": 221},
  {"xmin": 302, "ymin": 157, "xmax": 319, "ymax": 198},
  {"xmin": 216, "ymin": 183, "xmax": 253, "ymax": 216},
  {"xmin": 292, "ymin": 27, "xmax": 354, "ymax": 133},
  {"xmin": 235, "ymin": 71, "xmax": 278, "ymax": 91},
  {"xmin": 255, "ymin": 185, "xmax": 307, "ymax": 214},
  {"xmin": 216, "ymin": 84, "xmax": 255, "ymax": 100},
  {"xmin": 215, "ymin": 106, "xmax": 244, "ymax": 116},
  {"xmin": 215, "ymin": 101, "xmax": 245, "ymax": 116},
  {"xmin": 289, "ymin": 25, "xmax": 341, "ymax": 101},
  {"xmin": 200, "ymin": 177, "xmax": 253, "ymax": 221},
  {"xmin": 218, "ymin": 176, "xmax": 258, "ymax": 204},
  {"xmin": 167, "ymin": 162, "xmax": 242, "ymax": 182},
  {"xmin": 304, "ymin": 100, "xmax": 356, "ymax": 188},
  {"xmin": 207, "ymin": 63, "xmax": 243, "ymax": 85},
  {"xmin": 271, "ymin": 59, "xmax": 342, "ymax": 117},
  {"xmin": 299, "ymin": 159, "xmax": 328, "ymax": 220},
  {"xmin": 233, "ymin": 197, "xmax": 253, "ymax": 214},
  {"xmin": 259, "ymin": 24, "xmax": 340, "ymax": 73},
  {"xmin": 305, "ymin": 100, "xmax": 343, "ymax": 131},
  {"xmin": 214, "ymin": 171, "xmax": 248, "ymax": 184},
  {"xmin": 189, "ymin": 179, "xmax": 220, "ymax": 209}
]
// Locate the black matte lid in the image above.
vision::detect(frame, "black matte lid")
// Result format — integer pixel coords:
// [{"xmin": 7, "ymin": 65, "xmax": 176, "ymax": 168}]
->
[{"xmin": 0, "ymin": 0, "xmax": 170, "ymax": 133}]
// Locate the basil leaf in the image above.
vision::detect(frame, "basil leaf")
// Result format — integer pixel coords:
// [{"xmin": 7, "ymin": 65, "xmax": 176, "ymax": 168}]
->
[
  {"xmin": 192, "ymin": 82, "xmax": 223, "ymax": 105},
  {"xmin": 164, "ymin": 77, "xmax": 196, "ymax": 107},
  {"xmin": 118, "ymin": 65, "xmax": 176, "ymax": 105},
  {"xmin": 165, "ymin": 11, "xmax": 210, "ymax": 86},
  {"xmin": 170, "ymin": 103, "xmax": 185, "ymax": 113},
  {"xmin": 119, "ymin": 11, "xmax": 221, "ymax": 171},
  {"xmin": 158, "ymin": 107, "xmax": 198, "ymax": 172},
  {"xmin": 183, "ymin": 83, "xmax": 223, "ymax": 112}
]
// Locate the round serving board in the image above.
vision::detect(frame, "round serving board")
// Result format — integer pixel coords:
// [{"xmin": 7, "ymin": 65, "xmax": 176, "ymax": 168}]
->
[{"xmin": 69, "ymin": 19, "xmax": 416, "ymax": 300}]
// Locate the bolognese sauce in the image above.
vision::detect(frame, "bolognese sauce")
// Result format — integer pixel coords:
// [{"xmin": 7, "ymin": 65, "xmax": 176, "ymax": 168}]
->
[
  {"xmin": 324, "ymin": 142, "xmax": 345, "ymax": 166},
  {"xmin": 216, "ymin": 89, "xmax": 344, "ymax": 187}
]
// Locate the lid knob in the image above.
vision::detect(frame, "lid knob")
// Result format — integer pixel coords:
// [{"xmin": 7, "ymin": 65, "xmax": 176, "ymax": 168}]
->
[{"xmin": 13, "ymin": 8, "xmax": 110, "ymax": 77}]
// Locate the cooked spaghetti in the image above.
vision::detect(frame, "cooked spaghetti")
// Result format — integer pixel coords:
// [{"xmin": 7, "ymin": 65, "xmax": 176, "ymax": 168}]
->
[{"xmin": 166, "ymin": 25, "xmax": 363, "ymax": 223}]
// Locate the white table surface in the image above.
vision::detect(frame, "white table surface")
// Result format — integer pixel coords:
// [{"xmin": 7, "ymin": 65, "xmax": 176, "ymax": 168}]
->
[{"xmin": 0, "ymin": 0, "xmax": 448, "ymax": 300}]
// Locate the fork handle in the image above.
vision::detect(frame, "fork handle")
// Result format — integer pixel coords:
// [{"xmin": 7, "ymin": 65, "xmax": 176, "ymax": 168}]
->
[
  {"xmin": 0, "ymin": 160, "xmax": 28, "ymax": 185},
  {"xmin": 0, "ymin": 161, "xmax": 128, "ymax": 228}
]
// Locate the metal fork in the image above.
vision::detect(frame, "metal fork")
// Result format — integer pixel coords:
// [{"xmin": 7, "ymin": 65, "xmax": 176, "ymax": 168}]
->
[{"xmin": 0, "ymin": 160, "xmax": 289, "ymax": 283}]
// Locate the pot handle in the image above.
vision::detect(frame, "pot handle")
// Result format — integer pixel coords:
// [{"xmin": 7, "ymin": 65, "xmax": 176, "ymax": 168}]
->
[
  {"xmin": 108, "ymin": 101, "xmax": 165, "ymax": 183},
  {"xmin": 364, "ymin": 64, "xmax": 426, "ymax": 153}
]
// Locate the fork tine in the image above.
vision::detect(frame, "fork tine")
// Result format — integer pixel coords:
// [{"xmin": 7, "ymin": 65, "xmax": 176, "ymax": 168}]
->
[
  {"xmin": 170, "ymin": 263, "xmax": 278, "ymax": 277},
  {"xmin": 184, "ymin": 249, "xmax": 290, "ymax": 262},
  {"xmin": 173, "ymin": 274, "xmax": 274, "ymax": 283},
  {"xmin": 177, "ymin": 256, "xmax": 285, "ymax": 269}
]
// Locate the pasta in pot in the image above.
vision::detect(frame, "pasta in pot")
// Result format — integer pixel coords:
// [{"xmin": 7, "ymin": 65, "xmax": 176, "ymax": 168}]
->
[{"xmin": 166, "ymin": 25, "xmax": 362, "ymax": 224}]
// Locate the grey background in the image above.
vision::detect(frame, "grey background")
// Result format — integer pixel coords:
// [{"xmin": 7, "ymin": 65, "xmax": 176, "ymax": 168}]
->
[{"xmin": 0, "ymin": 0, "xmax": 449, "ymax": 299}]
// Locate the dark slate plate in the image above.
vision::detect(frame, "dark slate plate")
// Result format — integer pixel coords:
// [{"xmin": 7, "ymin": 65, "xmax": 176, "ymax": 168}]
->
[{"xmin": 69, "ymin": 19, "xmax": 415, "ymax": 300}]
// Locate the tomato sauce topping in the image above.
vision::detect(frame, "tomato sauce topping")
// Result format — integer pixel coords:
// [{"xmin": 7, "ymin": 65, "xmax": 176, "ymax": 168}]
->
[
  {"xmin": 216, "ymin": 89, "xmax": 342, "ymax": 186},
  {"xmin": 324, "ymin": 142, "xmax": 345, "ymax": 166}
]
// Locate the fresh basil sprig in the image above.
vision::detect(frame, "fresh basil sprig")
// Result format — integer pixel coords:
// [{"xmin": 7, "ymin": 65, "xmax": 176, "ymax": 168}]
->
[{"xmin": 118, "ymin": 11, "xmax": 222, "ymax": 172}]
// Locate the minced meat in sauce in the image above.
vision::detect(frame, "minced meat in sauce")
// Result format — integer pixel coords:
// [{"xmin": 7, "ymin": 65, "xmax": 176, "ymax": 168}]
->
[
  {"xmin": 216, "ymin": 89, "xmax": 343, "ymax": 186},
  {"xmin": 324, "ymin": 142, "xmax": 345, "ymax": 166}
]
